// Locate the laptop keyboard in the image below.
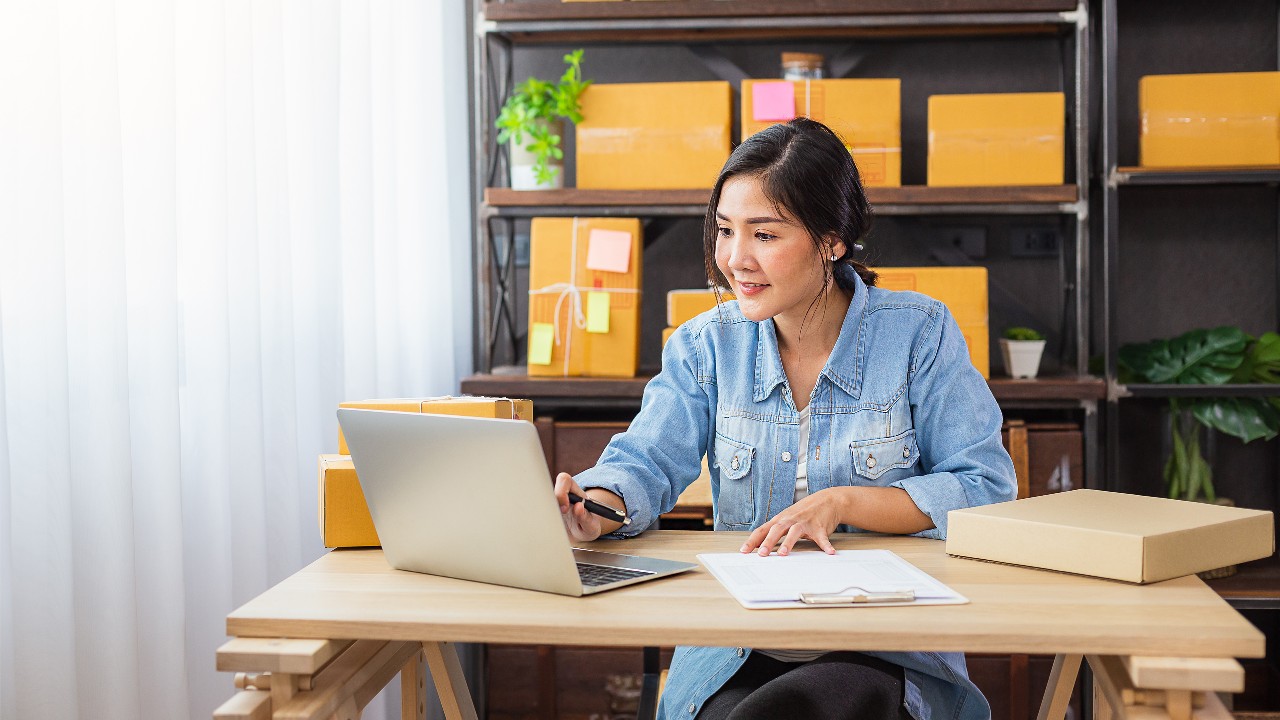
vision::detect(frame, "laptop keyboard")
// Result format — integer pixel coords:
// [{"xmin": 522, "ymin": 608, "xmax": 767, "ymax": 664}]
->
[{"xmin": 576, "ymin": 561, "xmax": 655, "ymax": 587}]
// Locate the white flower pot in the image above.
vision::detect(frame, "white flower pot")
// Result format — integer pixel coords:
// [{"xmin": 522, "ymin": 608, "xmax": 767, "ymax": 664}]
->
[
  {"xmin": 999, "ymin": 339, "xmax": 1045, "ymax": 379},
  {"xmin": 508, "ymin": 119, "xmax": 564, "ymax": 191}
]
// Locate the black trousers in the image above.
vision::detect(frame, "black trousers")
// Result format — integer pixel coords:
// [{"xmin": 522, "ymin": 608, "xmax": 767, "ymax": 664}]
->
[{"xmin": 695, "ymin": 651, "xmax": 910, "ymax": 720}]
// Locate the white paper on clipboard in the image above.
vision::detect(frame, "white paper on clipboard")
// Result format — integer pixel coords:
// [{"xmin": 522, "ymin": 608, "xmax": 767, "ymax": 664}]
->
[{"xmin": 697, "ymin": 549, "xmax": 968, "ymax": 610}]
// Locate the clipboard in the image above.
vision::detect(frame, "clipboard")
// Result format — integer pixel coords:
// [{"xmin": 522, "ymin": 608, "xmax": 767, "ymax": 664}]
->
[{"xmin": 697, "ymin": 549, "xmax": 969, "ymax": 610}]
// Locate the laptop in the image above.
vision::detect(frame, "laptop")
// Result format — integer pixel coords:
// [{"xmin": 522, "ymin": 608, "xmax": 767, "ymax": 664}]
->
[{"xmin": 336, "ymin": 408, "xmax": 696, "ymax": 596}]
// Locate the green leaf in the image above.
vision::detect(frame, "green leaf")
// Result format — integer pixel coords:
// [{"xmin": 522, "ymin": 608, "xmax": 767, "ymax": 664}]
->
[
  {"xmin": 1234, "ymin": 331, "xmax": 1280, "ymax": 384},
  {"xmin": 1192, "ymin": 397, "xmax": 1280, "ymax": 444},
  {"xmin": 1119, "ymin": 327, "xmax": 1248, "ymax": 384}
]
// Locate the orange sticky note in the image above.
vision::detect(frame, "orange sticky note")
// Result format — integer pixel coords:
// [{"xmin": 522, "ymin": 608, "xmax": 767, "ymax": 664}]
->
[
  {"xmin": 586, "ymin": 228, "xmax": 633, "ymax": 274},
  {"xmin": 529, "ymin": 323, "xmax": 554, "ymax": 365},
  {"xmin": 587, "ymin": 292, "xmax": 610, "ymax": 334},
  {"xmin": 753, "ymin": 82, "xmax": 796, "ymax": 122}
]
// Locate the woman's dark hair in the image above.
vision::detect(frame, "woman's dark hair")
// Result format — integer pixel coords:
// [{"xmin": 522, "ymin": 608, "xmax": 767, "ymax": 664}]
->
[{"xmin": 703, "ymin": 117, "xmax": 876, "ymax": 296}]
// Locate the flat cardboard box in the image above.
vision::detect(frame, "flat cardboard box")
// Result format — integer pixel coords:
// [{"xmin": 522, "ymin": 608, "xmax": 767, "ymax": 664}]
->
[
  {"xmin": 666, "ymin": 288, "xmax": 733, "ymax": 327},
  {"xmin": 741, "ymin": 79, "xmax": 901, "ymax": 187},
  {"xmin": 927, "ymin": 92, "xmax": 1065, "ymax": 186},
  {"xmin": 576, "ymin": 82, "xmax": 731, "ymax": 190},
  {"xmin": 946, "ymin": 489, "xmax": 1275, "ymax": 584},
  {"xmin": 528, "ymin": 217, "xmax": 644, "ymax": 377},
  {"xmin": 1139, "ymin": 71, "xmax": 1280, "ymax": 168},
  {"xmin": 318, "ymin": 455, "xmax": 379, "ymax": 548},
  {"xmin": 874, "ymin": 267, "xmax": 989, "ymax": 378},
  {"xmin": 337, "ymin": 396, "xmax": 533, "ymax": 454}
]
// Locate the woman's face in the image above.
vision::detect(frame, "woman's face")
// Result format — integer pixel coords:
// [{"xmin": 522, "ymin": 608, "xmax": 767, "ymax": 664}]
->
[{"xmin": 713, "ymin": 174, "xmax": 838, "ymax": 324}]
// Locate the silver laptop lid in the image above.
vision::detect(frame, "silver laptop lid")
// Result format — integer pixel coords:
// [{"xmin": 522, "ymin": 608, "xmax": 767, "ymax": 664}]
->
[{"xmin": 337, "ymin": 408, "xmax": 585, "ymax": 596}]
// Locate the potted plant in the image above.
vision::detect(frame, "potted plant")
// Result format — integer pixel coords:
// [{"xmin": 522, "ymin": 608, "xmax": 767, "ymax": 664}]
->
[
  {"xmin": 1120, "ymin": 328, "xmax": 1280, "ymax": 503},
  {"xmin": 1000, "ymin": 327, "xmax": 1046, "ymax": 379},
  {"xmin": 494, "ymin": 49, "xmax": 590, "ymax": 190}
]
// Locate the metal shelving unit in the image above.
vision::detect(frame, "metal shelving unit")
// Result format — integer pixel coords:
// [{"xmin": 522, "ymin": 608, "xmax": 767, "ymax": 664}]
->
[
  {"xmin": 1100, "ymin": 0, "xmax": 1280, "ymax": 609},
  {"xmin": 471, "ymin": 0, "xmax": 1096, "ymax": 475}
]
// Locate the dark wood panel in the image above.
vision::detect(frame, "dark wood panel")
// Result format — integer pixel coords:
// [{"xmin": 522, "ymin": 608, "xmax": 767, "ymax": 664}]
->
[
  {"xmin": 485, "ymin": 0, "xmax": 1077, "ymax": 22},
  {"xmin": 484, "ymin": 185, "xmax": 1077, "ymax": 209},
  {"xmin": 554, "ymin": 421, "xmax": 630, "ymax": 475},
  {"xmin": 502, "ymin": 24, "xmax": 1063, "ymax": 44},
  {"xmin": 1206, "ymin": 555, "xmax": 1280, "ymax": 602}
]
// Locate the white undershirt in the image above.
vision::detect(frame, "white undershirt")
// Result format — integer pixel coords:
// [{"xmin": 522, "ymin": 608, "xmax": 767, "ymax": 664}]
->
[{"xmin": 758, "ymin": 405, "xmax": 826, "ymax": 663}]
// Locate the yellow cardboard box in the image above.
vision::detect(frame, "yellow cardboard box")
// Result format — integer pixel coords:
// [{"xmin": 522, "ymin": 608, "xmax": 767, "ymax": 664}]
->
[
  {"xmin": 741, "ymin": 79, "xmax": 901, "ymax": 187},
  {"xmin": 528, "ymin": 217, "xmax": 643, "ymax": 377},
  {"xmin": 318, "ymin": 455, "xmax": 379, "ymax": 548},
  {"xmin": 666, "ymin": 288, "xmax": 734, "ymax": 327},
  {"xmin": 1139, "ymin": 71, "xmax": 1280, "ymax": 168},
  {"xmin": 927, "ymin": 92, "xmax": 1065, "ymax": 186},
  {"xmin": 662, "ymin": 326, "xmax": 676, "ymax": 347},
  {"xmin": 947, "ymin": 489, "xmax": 1274, "ymax": 584},
  {"xmin": 337, "ymin": 396, "xmax": 533, "ymax": 454},
  {"xmin": 875, "ymin": 267, "xmax": 989, "ymax": 378},
  {"xmin": 577, "ymin": 82, "xmax": 732, "ymax": 190}
]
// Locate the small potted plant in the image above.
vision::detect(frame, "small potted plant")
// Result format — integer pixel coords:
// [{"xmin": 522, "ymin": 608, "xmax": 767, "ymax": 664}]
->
[
  {"xmin": 494, "ymin": 49, "xmax": 590, "ymax": 190},
  {"xmin": 1000, "ymin": 326, "xmax": 1046, "ymax": 379}
]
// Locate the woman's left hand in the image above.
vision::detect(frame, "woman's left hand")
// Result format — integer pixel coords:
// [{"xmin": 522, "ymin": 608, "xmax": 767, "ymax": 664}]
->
[{"xmin": 740, "ymin": 488, "xmax": 849, "ymax": 556}]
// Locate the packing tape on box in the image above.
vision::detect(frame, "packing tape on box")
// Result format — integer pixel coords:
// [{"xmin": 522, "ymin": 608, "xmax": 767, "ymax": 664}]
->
[
  {"xmin": 1142, "ymin": 111, "xmax": 1278, "ymax": 137},
  {"xmin": 577, "ymin": 126, "xmax": 729, "ymax": 155},
  {"xmin": 528, "ymin": 217, "xmax": 640, "ymax": 376}
]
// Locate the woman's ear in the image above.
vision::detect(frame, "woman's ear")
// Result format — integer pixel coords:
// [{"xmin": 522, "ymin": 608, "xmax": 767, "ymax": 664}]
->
[{"xmin": 825, "ymin": 235, "xmax": 848, "ymax": 262}]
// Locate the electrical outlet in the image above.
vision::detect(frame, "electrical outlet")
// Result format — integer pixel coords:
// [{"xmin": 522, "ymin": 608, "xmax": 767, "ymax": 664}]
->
[
  {"xmin": 1010, "ymin": 226, "xmax": 1060, "ymax": 258},
  {"xmin": 936, "ymin": 226, "xmax": 987, "ymax": 259}
]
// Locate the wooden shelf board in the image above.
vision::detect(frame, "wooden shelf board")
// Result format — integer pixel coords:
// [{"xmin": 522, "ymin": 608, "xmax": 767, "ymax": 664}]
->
[
  {"xmin": 462, "ymin": 370, "xmax": 1103, "ymax": 403},
  {"xmin": 484, "ymin": 0, "xmax": 1078, "ymax": 22},
  {"xmin": 1115, "ymin": 165, "xmax": 1280, "ymax": 185},
  {"xmin": 1205, "ymin": 554, "xmax": 1280, "ymax": 604},
  {"xmin": 484, "ymin": 185, "xmax": 1077, "ymax": 210}
]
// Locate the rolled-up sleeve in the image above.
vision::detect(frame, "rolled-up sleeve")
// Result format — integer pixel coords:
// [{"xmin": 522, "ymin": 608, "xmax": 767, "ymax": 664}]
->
[
  {"xmin": 575, "ymin": 322, "xmax": 714, "ymax": 537},
  {"xmin": 890, "ymin": 304, "xmax": 1017, "ymax": 539}
]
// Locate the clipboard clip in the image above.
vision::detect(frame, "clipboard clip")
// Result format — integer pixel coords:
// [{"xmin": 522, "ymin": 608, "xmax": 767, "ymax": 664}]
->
[{"xmin": 798, "ymin": 586, "xmax": 916, "ymax": 605}]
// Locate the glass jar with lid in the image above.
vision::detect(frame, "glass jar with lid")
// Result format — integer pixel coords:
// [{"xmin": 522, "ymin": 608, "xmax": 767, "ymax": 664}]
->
[{"xmin": 781, "ymin": 52, "xmax": 825, "ymax": 80}]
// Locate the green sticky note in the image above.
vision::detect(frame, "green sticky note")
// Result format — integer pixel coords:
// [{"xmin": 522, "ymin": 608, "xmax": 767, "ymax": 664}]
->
[
  {"xmin": 587, "ymin": 292, "xmax": 610, "ymax": 334},
  {"xmin": 529, "ymin": 323, "xmax": 555, "ymax": 365}
]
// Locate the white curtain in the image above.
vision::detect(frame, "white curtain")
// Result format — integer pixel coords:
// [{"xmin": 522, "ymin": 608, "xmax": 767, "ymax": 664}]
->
[{"xmin": 0, "ymin": 1, "xmax": 473, "ymax": 718}]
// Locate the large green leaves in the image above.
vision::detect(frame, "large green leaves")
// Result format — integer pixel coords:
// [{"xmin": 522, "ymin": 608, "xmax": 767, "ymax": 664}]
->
[
  {"xmin": 1192, "ymin": 397, "xmax": 1280, "ymax": 444},
  {"xmin": 1119, "ymin": 326, "xmax": 1249, "ymax": 384},
  {"xmin": 1232, "ymin": 331, "xmax": 1280, "ymax": 385}
]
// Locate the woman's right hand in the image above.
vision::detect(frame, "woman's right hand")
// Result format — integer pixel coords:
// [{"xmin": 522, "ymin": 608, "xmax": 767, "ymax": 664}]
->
[{"xmin": 553, "ymin": 472, "xmax": 605, "ymax": 542}]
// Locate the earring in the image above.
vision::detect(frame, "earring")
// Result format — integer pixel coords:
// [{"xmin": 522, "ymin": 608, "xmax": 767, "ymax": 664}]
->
[{"xmin": 830, "ymin": 255, "xmax": 838, "ymax": 262}]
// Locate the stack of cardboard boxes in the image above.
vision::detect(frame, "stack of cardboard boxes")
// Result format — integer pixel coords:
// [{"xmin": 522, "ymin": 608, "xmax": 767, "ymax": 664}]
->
[{"xmin": 319, "ymin": 397, "xmax": 533, "ymax": 548}]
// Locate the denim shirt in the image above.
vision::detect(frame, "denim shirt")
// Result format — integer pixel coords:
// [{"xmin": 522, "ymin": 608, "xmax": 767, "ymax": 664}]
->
[{"xmin": 575, "ymin": 273, "xmax": 1017, "ymax": 720}]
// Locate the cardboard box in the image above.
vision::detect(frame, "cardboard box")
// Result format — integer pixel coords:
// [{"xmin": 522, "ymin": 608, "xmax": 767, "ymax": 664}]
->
[
  {"xmin": 874, "ymin": 267, "xmax": 989, "ymax": 378},
  {"xmin": 318, "ymin": 455, "xmax": 379, "ymax": 548},
  {"xmin": 946, "ymin": 489, "xmax": 1275, "ymax": 584},
  {"xmin": 528, "ymin": 217, "xmax": 643, "ymax": 377},
  {"xmin": 666, "ymin": 289, "xmax": 733, "ymax": 327},
  {"xmin": 741, "ymin": 79, "xmax": 901, "ymax": 187},
  {"xmin": 576, "ymin": 82, "xmax": 731, "ymax": 190},
  {"xmin": 1139, "ymin": 71, "xmax": 1280, "ymax": 168},
  {"xmin": 927, "ymin": 92, "xmax": 1065, "ymax": 186},
  {"xmin": 337, "ymin": 396, "xmax": 533, "ymax": 454}
]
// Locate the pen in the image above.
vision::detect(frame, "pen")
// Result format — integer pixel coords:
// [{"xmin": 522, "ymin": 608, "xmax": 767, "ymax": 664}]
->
[{"xmin": 568, "ymin": 492, "xmax": 631, "ymax": 525}]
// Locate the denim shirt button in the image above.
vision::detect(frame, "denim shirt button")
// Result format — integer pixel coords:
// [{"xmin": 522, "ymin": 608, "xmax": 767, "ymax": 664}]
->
[
  {"xmin": 781, "ymin": 451, "xmax": 792, "ymax": 462},
  {"xmin": 688, "ymin": 703, "xmax": 697, "ymax": 714},
  {"xmin": 903, "ymin": 446, "xmax": 910, "ymax": 458},
  {"xmin": 736, "ymin": 647, "xmax": 745, "ymax": 657},
  {"xmin": 867, "ymin": 454, "xmax": 877, "ymax": 469}
]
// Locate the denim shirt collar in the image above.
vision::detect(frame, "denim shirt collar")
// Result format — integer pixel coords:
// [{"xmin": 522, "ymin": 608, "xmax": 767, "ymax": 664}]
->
[{"xmin": 753, "ymin": 272, "xmax": 868, "ymax": 404}]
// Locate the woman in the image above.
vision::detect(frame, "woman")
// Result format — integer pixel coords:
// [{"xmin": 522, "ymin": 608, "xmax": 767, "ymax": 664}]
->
[{"xmin": 552, "ymin": 117, "xmax": 1016, "ymax": 720}]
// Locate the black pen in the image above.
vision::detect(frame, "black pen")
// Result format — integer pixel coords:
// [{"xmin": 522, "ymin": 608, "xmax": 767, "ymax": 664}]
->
[{"xmin": 568, "ymin": 492, "xmax": 631, "ymax": 525}]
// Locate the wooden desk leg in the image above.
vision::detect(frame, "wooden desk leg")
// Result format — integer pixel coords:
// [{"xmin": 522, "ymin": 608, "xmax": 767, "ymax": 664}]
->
[
  {"xmin": 271, "ymin": 672, "xmax": 299, "ymax": 710},
  {"xmin": 1036, "ymin": 654, "xmax": 1083, "ymax": 720},
  {"xmin": 401, "ymin": 647, "xmax": 426, "ymax": 720},
  {"xmin": 421, "ymin": 642, "xmax": 478, "ymax": 720}
]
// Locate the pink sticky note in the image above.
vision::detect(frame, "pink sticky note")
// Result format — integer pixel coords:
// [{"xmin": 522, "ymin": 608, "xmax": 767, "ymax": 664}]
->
[
  {"xmin": 586, "ymin": 228, "xmax": 633, "ymax": 274},
  {"xmin": 753, "ymin": 82, "xmax": 796, "ymax": 122}
]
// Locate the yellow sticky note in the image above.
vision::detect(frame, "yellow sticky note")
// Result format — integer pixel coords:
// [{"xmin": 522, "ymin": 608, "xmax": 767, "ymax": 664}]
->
[
  {"xmin": 529, "ymin": 323, "xmax": 555, "ymax": 365},
  {"xmin": 587, "ymin": 292, "xmax": 610, "ymax": 334}
]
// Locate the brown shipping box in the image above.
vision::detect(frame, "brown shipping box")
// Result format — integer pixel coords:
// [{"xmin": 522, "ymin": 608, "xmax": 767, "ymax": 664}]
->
[
  {"xmin": 337, "ymin": 396, "xmax": 533, "ymax": 454},
  {"xmin": 946, "ymin": 489, "xmax": 1274, "ymax": 584},
  {"xmin": 576, "ymin": 82, "xmax": 732, "ymax": 190},
  {"xmin": 927, "ymin": 92, "xmax": 1065, "ymax": 186},
  {"xmin": 874, "ymin": 267, "xmax": 989, "ymax": 378},
  {"xmin": 666, "ymin": 288, "xmax": 734, "ymax": 327},
  {"xmin": 741, "ymin": 79, "xmax": 901, "ymax": 187},
  {"xmin": 527, "ymin": 217, "xmax": 643, "ymax": 377},
  {"xmin": 318, "ymin": 455, "xmax": 379, "ymax": 548},
  {"xmin": 1139, "ymin": 71, "xmax": 1280, "ymax": 168}
]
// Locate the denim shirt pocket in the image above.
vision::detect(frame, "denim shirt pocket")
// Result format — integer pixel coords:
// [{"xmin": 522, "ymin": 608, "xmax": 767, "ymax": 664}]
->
[
  {"xmin": 850, "ymin": 429, "xmax": 920, "ymax": 484},
  {"xmin": 713, "ymin": 432, "xmax": 755, "ymax": 527}
]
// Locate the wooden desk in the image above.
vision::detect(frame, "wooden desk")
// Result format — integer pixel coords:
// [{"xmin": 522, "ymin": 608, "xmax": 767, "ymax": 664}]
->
[{"xmin": 216, "ymin": 531, "xmax": 1263, "ymax": 720}]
